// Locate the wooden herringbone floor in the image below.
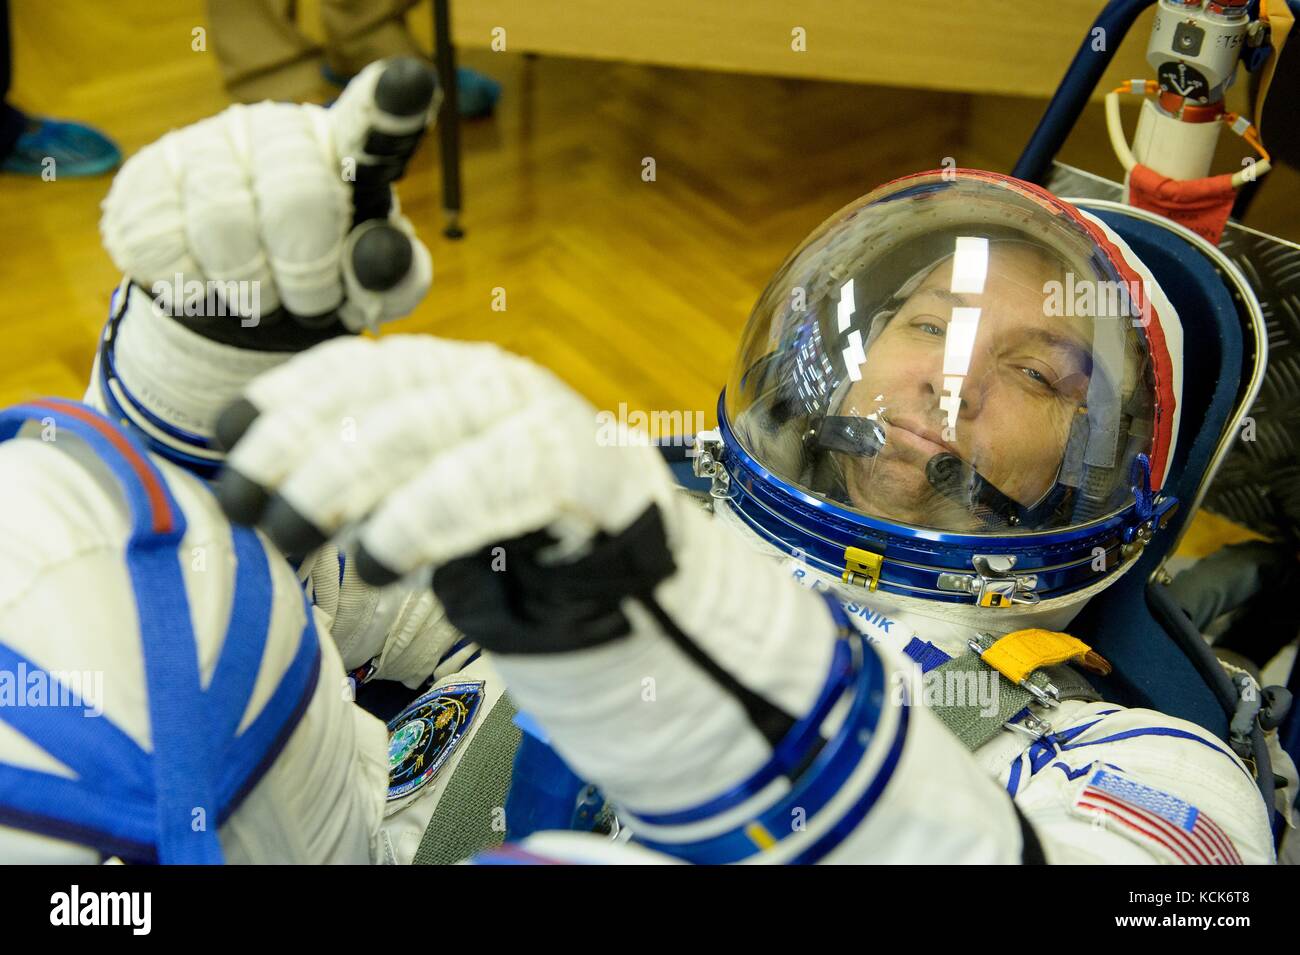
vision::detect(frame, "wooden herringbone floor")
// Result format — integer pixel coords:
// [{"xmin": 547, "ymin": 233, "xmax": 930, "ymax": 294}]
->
[
  {"xmin": 0, "ymin": 11, "xmax": 966, "ymax": 417},
  {"xmin": 0, "ymin": 2, "xmax": 1288, "ymax": 560}
]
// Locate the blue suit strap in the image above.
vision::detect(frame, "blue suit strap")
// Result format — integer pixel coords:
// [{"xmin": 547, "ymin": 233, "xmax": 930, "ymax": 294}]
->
[
  {"xmin": 216, "ymin": 591, "xmax": 322, "ymax": 817},
  {"xmin": 204, "ymin": 517, "xmax": 323, "ymax": 821},
  {"xmin": 0, "ymin": 400, "xmax": 223, "ymax": 862},
  {"xmin": 0, "ymin": 399, "xmax": 187, "ymax": 543},
  {"xmin": 902, "ymin": 637, "xmax": 951, "ymax": 673},
  {"xmin": 204, "ymin": 524, "xmax": 275, "ymax": 743},
  {"xmin": 0, "ymin": 762, "xmax": 158, "ymax": 862},
  {"xmin": 0, "ymin": 644, "xmax": 151, "ymax": 790},
  {"xmin": 0, "ymin": 641, "xmax": 159, "ymax": 860}
]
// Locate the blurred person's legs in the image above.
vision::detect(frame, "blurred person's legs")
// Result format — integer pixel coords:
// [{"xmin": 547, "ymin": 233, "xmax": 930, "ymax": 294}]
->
[
  {"xmin": 321, "ymin": 0, "xmax": 421, "ymax": 78},
  {"xmin": 208, "ymin": 0, "xmax": 497, "ymax": 116},
  {"xmin": 206, "ymin": 0, "xmax": 329, "ymax": 103},
  {"xmin": 0, "ymin": 0, "xmax": 119, "ymax": 177},
  {"xmin": 320, "ymin": 0, "xmax": 499, "ymax": 118}
]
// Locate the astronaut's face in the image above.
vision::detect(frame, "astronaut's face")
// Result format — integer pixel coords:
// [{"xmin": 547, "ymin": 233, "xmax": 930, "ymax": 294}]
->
[{"xmin": 836, "ymin": 245, "xmax": 1094, "ymax": 530}]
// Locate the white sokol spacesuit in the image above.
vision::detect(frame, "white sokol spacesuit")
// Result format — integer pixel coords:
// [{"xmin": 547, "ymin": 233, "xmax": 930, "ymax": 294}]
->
[
  {"xmin": 208, "ymin": 169, "xmax": 1272, "ymax": 865},
  {"xmin": 0, "ymin": 73, "xmax": 1276, "ymax": 863},
  {"xmin": 0, "ymin": 64, "xmax": 492, "ymax": 864}
]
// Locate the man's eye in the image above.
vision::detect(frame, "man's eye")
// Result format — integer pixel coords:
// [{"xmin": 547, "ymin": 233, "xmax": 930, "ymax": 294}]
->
[
  {"xmin": 912, "ymin": 320, "xmax": 945, "ymax": 337},
  {"xmin": 1020, "ymin": 366, "xmax": 1053, "ymax": 388}
]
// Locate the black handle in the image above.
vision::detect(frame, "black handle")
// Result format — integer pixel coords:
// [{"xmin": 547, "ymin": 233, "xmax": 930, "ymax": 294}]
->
[
  {"xmin": 351, "ymin": 56, "xmax": 437, "ymax": 225},
  {"xmin": 349, "ymin": 57, "xmax": 436, "ymax": 292}
]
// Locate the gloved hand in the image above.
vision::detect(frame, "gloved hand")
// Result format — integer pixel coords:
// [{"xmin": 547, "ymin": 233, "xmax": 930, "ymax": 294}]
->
[
  {"xmin": 213, "ymin": 334, "xmax": 1027, "ymax": 863},
  {"xmin": 213, "ymin": 334, "xmax": 681, "ymax": 578},
  {"xmin": 89, "ymin": 58, "xmax": 437, "ymax": 471},
  {"xmin": 212, "ymin": 333, "xmax": 834, "ymax": 805}
]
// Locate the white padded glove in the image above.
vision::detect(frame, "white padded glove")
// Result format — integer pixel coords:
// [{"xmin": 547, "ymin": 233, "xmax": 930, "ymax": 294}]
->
[
  {"xmin": 100, "ymin": 58, "xmax": 434, "ymax": 329},
  {"xmin": 212, "ymin": 334, "xmax": 1029, "ymax": 864},
  {"xmin": 214, "ymin": 334, "xmax": 677, "ymax": 565},
  {"xmin": 89, "ymin": 59, "xmax": 436, "ymax": 468}
]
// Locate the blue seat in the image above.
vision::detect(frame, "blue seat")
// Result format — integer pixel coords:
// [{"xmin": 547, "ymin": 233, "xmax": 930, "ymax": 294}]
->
[
  {"xmin": 1066, "ymin": 208, "xmax": 1243, "ymax": 738},
  {"xmin": 1005, "ymin": 0, "xmax": 1292, "ymax": 839},
  {"xmin": 1065, "ymin": 207, "xmax": 1280, "ymax": 828}
]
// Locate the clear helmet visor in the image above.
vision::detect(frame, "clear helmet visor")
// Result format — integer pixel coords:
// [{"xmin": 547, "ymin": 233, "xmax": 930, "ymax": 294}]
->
[{"xmin": 725, "ymin": 173, "xmax": 1161, "ymax": 534}]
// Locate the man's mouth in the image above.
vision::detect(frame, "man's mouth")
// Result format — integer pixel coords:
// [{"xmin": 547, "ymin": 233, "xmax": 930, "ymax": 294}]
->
[{"xmin": 884, "ymin": 418, "xmax": 953, "ymax": 460}]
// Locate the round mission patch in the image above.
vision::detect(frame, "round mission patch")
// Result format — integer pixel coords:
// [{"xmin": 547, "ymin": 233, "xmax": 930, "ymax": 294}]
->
[{"xmin": 386, "ymin": 680, "xmax": 486, "ymax": 802}]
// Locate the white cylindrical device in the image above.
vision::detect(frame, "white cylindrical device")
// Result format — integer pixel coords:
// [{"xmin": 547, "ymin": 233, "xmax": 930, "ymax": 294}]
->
[
  {"xmin": 1147, "ymin": 0, "xmax": 1250, "ymax": 101},
  {"xmin": 1131, "ymin": 97, "xmax": 1223, "ymax": 179}
]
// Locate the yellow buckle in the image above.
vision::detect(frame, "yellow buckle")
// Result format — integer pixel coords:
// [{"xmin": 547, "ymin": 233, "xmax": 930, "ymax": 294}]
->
[
  {"xmin": 842, "ymin": 547, "xmax": 883, "ymax": 591},
  {"xmin": 979, "ymin": 628, "xmax": 1112, "ymax": 684}
]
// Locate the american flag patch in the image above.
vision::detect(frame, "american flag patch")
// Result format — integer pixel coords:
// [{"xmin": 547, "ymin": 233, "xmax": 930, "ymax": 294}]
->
[{"xmin": 1073, "ymin": 769, "xmax": 1242, "ymax": 865}]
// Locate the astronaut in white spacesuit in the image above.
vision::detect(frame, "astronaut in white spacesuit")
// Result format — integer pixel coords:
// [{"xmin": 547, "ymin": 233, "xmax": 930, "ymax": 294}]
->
[
  {"xmin": 209, "ymin": 168, "xmax": 1278, "ymax": 864},
  {"xmin": 0, "ymin": 61, "xmax": 491, "ymax": 864},
  {"xmin": 0, "ymin": 69, "xmax": 1278, "ymax": 862}
]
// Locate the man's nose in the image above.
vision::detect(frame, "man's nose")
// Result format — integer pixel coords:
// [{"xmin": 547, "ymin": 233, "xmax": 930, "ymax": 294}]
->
[{"xmin": 926, "ymin": 340, "xmax": 991, "ymax": 421}]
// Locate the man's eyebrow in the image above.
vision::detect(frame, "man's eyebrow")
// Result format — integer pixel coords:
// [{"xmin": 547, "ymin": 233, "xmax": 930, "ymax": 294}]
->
[
  {"xmin": 1022, "ymin": 325, "xmax": 1090, "ymax": 352},
  {"xmin": 913, "ymin": 287, "xmax": 969, "ymax": 307},
  {"xmin": 904, "ymin": 290, "xmax": 1095, "ymax": 361},
  {"xmin": 1020, "ymin": 326, "xmax": 1094, "ymax": 371}
]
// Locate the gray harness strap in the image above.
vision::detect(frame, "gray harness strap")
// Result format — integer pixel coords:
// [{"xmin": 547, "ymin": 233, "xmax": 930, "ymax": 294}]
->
[
  {"xmin": 928, "ymin": 653, "xmax": 1035, "ymax": 751},
  {"xmin": 1040, "ymin": 663, "xmax": 1103, "ymax": 705},
  {"xmin": 413, "ymin": 694, "xmax": 522, "ymax": 865},
  {"xmin": 927, "ymin": 648, "xmax": 1101, "ymax": 752}
]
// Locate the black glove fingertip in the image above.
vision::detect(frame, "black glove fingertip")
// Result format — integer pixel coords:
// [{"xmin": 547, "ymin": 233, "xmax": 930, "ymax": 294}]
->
[
  {"xmin": 375, "ymin": 57, "xmax": 437, "ymax": 117},
  {"xmin": 214, "ymin": 468, "xmax": 271, "ymax": 527},
  {"xmin": 213, "ymin": 398, "xmax": 262, "ymax": 453},
  {"xmin": 354, "ymin": 542, "xmax": 402, "ymax": 587},
  {"xmin": 261, "ymin": 494, "xmax": 328, "ymax": 561},
  {"xmin": 352, "ymin": 225, "xmax": 413, "ymax": 292}
]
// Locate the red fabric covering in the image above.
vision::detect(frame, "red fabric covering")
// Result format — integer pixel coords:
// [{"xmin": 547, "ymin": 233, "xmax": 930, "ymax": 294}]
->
[{"xmin": 1125, "ymin": 164, "xmax": 1238, "ymax": 245}]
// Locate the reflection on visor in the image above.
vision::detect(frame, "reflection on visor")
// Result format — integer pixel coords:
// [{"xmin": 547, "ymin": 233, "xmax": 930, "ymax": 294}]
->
[
  {"xmin": 925, "ymin": 452, "xmax": 1065, "ymax": 530},
  {"xmin": 812, "ymin": 414, "xmax": 1060, "ymax": 530},
  {"xmin": 725, "ymin": 174, "xmax": 1158, "ymax": 536},
  {"xmin": 806, "ymin": 415, "xmax": 884, "ymax": 458}
]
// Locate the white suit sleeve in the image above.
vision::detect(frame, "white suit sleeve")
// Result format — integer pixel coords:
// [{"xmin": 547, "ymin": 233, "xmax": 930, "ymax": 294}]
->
[
  {"xmin": 299, "ymin": 542, "xmax": 471, "ymax": 689},
  {"xmin": 0, "ymin": 437, "xmax": 388, "ymax": 863},
  {"xmin": 1003, "ymin": 701, "xmax": 1274, "ymax": 864},
  {"xmin": 489, "ymin": 495, "xmax": 1031, "ymax": 864}
]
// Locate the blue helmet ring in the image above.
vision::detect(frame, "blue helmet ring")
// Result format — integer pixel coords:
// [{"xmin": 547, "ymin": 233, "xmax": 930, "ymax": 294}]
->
[{"xmin": 708, "ymin": 170, "xmax": 1182, "ymax": 611}]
